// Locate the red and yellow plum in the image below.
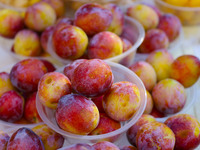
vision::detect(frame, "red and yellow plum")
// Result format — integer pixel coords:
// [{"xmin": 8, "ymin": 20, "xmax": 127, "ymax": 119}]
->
[
  {"xmin": 143, "ymin": 90, "xmax": 154, "ymax": 114},
  {"xmin": 0, "ymin": 131, "xmax": 10, "ymax": 150},
  {"xmin": 121, "ymin": 37, "xmax": 132, "ymax": 52},
  {"xmin": 120, "ymin": 146, "xmax": 137, "ymax": 150},
  {"xmin": 91, "ymin": 96, "xmax": 105, "ymax": 113},
  {"xmin": 92, "ymin": 141, "xmax": 120, "ymax": 150}
]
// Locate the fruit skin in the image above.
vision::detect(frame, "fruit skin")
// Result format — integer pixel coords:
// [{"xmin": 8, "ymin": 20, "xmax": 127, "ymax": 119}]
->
[
  {"xmin": 139, "ymin": 29, "xmax": 169, "ymax": 53},
  {"xmin": 103, "ymin": 81, "xmax": 141, "ymax": 122},
  {"xmin": 63, "ymin": 59, "xmax": 86, "ymax": 81},
  {"xmin": 158, "ymin": 14, "xmax": 181, "ymax": 42},
  {"xmin": 56, "ymin": 94, "xmax": 100, "ymax": 135},
  {"xmin": 92, "ymin": 141, "xmax": 120, "ymax": 150},
  {"xmin": 13, "ymin": 29, "xmax": 42, "ymax": 57},
  {"xmin": 143, "ymin": 90, "xmax": 154, "ymax": 114},
  {"xmin": 40, "ymin": 26, "xmax": 55, "ymax": 53},
  {"xmin": 0, "ymin": 9, "xmax": 24, "ymax": 38},
  {"xmin": 120, "ymin": 145, "xmax": 137, "ymax": 150},
  {"xmin": 121, "ymin": 37, "xmax": 132, "ymax": 52},
  {"xmin": 38, "ymin": 72, "xmax": 72, "ymax": 109},
  {"xmin": 62, "ymin": 143, "xmax": 92, "ymax": 150},
  {"xmin": 129, "ymin": 61, "xmax": 157, "ymax": 92},
  {"xmin": 7, "ymin": 127, "xmax": 45, "ymax": 150},
  {"xmin": 0, "ymin": 91, "xmax": 24, "ymax": 122},
  {"xmin": 88, "ymin": 31, "xmax": 123, "ymax": 59},
  {"xmin": 126, "ymin": 4, "xmax": 159, "ymax": 30},
  {"xmin": 24, "ymin": 92, "xmax": 42, "ymax": 123},
  {"xmin": 0, "ymin": 72, "xmax": 15, "ymax": 98},
  {"xmin": 136, "ymin": 122, "xmax": 175, "ymax": 150},
  {"xmin": 32, "ymin": 124, "xmax": 64, "ymax": 150},
  {"xmin": 71, "ymin": 59, "xmax": 113, "ymax": 97},
  {"xmin": 89, "ymin": 113, "xmax": 121, "ymax": 135},
  {"xmin": 126, "ymin": 114, "xmax": 156, "ymax": 146},
  {"xmin": 24, "ymin": 2, "xmax": 56, "ymax": 32},
  {"xmin": 10, "ymin": 58, "xmax": 47, "ymax": 93},
  {"xmin": 0, "ymin": 131, "xmax": 10, "ymax": 150},
  {"xmin": 152, "ymin": 78, "xmax": 186, "ymax": 115},
  {"xmin": 146, "ymin": 49, "xmax": 174, "ymax": 81},
  {"xmin": 91, "ymin": 96, "xmax": 105, "ymax": 113},
  {"xmin": 150, "ymin": 107, "xmax": 165, "ymax": 118},
  {"xmin": 165, "ymin": 114, "xmax": 200, "ymax": 150},
  {"xmin": 169, "ymin": 55, "xmax": 200, "ymax": 88},
  {"xmin": 42, "ymin": 0, "xmax": 65, "ymax": 18},
  {"xmin": 52, "ymin": 25, "xmax": 88, "ymax": 59},
  {"xmin": 40, "ymin": 59, "xmax": 56, "ymax": 72},
  {"xmin": 105, "ymin": 3, "xmax": 124, "ymax": 35},
  {"xmin": 74, "ymin": 3, "xmax": 113, "ymax": 36}
]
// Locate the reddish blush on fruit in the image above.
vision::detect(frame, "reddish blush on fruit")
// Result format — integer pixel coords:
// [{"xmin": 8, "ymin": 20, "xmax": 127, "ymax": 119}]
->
[
  {"xmin": 152, "ymin": 78, "xmax": 187, "ymax": 115},
  {"xmin": 62, "ymin": 143, "xmax": 92, "ymax": 150},
  {"xmin": 121, "ymin": 37, "xmax": 132, "ymax": 52},
  {"xmin": 170, "ymin": 55, "xmax": 200, "ymax": 88},
  {"xmin": 120, "ymin": 145, "xmax": 137, "ymax": 150},
  {"xmin": 138, "ymin": 29, "xmax": 169, "ymax": 53},
  {"xmin": 0, "ymin": 131, "xmax": 10, "ymax": 149},
  {"xmin": 74, "ymin": 3, "xmax": 113, "ymax": 36},
  {"xmin": 143, "ymin": 90, "xmax": 154, "ymax": 114},
  {"xmin": 38, "ymin": 72, "xmax": 71, "ymax": 109},
  {"xmin": 103, "ymin": 81, "xmax": 141, "ymax": 121},
  {"xmin": 91, "ymin": 96, "xmax": 105, "ymax": 113},
  {"xmin": 10, "ymin": 59, "xmax": 47, "ymax": 93},
  {"xmin": 88, "ymin": 31, "xmax": 123, "ymax": 59},
  {"xmin": 56, "ymin": 94, "xmax": 100, "ymax": 135},
  {"xmin": 165, "ymin": 114, "xmax": 200, "ymax": 150},
  {"xmin": 92, "ymin": 141, "xmax": 120, "ymax": 150},
  {"xmin": 24, "ymin": 92, "xmax": 42, "ymax": 123},
  {"xmin": 71, "ymin": 59, "xmax": 113, "ymax": 97},
  {"xmin": 40, "ymin": 59, "xmax": 56, "ymax": 72},
  {"xmin": 0, "ymin": 91, "xmax": 24, "ymax": 122},
  {"xmin": 136, "ymin": 122, "xmax": 175, "ymax": 150},
  {"xmin": 127, "ymin": 114, "xmax": 156, "ymax": 146}
]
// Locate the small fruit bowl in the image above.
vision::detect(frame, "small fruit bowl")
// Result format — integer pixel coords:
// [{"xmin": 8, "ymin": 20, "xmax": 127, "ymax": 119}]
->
[
  {"xmin": 155, "ymin": 78, "xmax": 199, "ymax": 123},
  {"xmin": 47, "ymin": 16, "xmax": 145, "ymax": 67},
  {"xmin": 154, "ymin": 0, "xmax": 200, "ymax": 26},
  {"xmin": 36, "ymin": 61, "xmax": 147, "ymax": 145}
]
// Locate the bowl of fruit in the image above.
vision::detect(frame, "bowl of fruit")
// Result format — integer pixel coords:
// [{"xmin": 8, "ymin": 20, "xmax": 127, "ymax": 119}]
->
[
  {"xmin": 154, "ymin": 0, "xmax": 200, "ymax": 26},
  {"xmin": 36, "ymin": 59, "xmax": 147, "ymax": 145},
  {"xmin": 0, "ymin": 58, "xmax": 57, "ymax": 130}
]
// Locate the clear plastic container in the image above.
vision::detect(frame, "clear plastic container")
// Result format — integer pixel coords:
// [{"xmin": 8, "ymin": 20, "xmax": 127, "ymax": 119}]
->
[
  {"xmin": 36, "ymin": 61, "xmax": 147, "ymax": 145},
  {"xmin": 0, "ymin": 64, "xmax": 44, "ymax": 131},
  {"xmin": 154, "ymin": 0, "xmax": 200, "ymax": 26},
  {"xmin": 47, "ymin": 16, "xmax": 145, "ymax": 67}
]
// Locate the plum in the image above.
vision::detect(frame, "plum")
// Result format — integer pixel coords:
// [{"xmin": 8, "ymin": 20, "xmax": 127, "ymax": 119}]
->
[
  {"xmin": 56, "ymin": 94, "xmax": 99, "ymax": 135},
  {"xmin": 129, "ymin": 61, "xmax": 157, "ymax": 92},
  {"xmin": 120, "ymin": 146, "xmax": 137, "ymax": 150},
  {"xmin": 146, "ymin": 49, "xmax": 174, "ymax": 81},
  {"xmin": 169, "ymin": 55, "xmax": 200, "ymax": 88},
  {"xmin": 13, "ymin": 29, "xmax": 42, "ymax": 57},
  {"xmin": 126, "ymin": 4, "xmax": 159, "ymax": 30},
  {"xmin": 121, "ymin": 37, "xmax": 132, "ymax": 52},
  {"xmin": 105, "ymin": 3, "xmax": 124, "ymax": 35},
  {"xmin": 92, "ymin": 141, "xmax": 120, "ymax": 150},
  {"xmin": 165, "ymin": 114, "xmax": 200, "ymax": 150},
  {"xmin": 40, "ymin": 26, "xmax": 55, "ymax": 53},
  {"xmin": 40, "ymin": 59, "xmax": 56, "ymax": 72},
  {"xmin": 139, "ymin": 29, "xmax": 169, "ymax": 53},
  {"xmin": 62, "ymin": 143, "xmax": 92, "ymax": 150},
  {"xmin": 7, "ymin": 127, "xmax": 44, "ymax": 150},
  {"xmin": 91, "ymin": 96, "xmax": 105, "ymax": 113},
  {"xmin": 0, "ymin": 131, "xmax": 10, "ymax": 150},
  {"xmin": 158, "ymin": 14, "xmax": 182, "ymax": 42},
  {"xmin": 152, "ymin": 78, "xmax": 187, "ymax": 115},
  {"xmin": 0, "ymin": 91, "xmax": 24, "ymax": 122},
  {"xmin": 88, "ymin": 31, "xmax": 123, "ymax": 59},
  {"xmin": 42, "ymin": 0, "xmax": 65, "ymax": 18},
  {"xmin": 71, "ymin": 59, "xmax": 113, "ymax": 97},
  {"xmin": 0, "ymin": 9, "xmax": 24, "ymax": 38},
  {"xmin": 127, "ymin": 114, "xmax": 156, "ymax": 146},
  {"xmin": 24, "ymin": 92, "xmax": 42, "ymax": 123},
  {"xmin": 150, "ymin": 107, "xmax": 165, "ymax": 118},
  {"xmin": 74, "ymin": 3, "xmax": 113, "ymax": 36},
  {"xmin": 136, "ymin": 122, "xmax": 175, "ymax": 150},
  {"xmin": 10, "ymin": 58, "xmax": 47, "ymax": 93},
  {"xmin": 0, "ymin": 72, "xmax": 15, "ymax": 97},
  {"xmin": 32, "ymin": 124, "xmax": 64, "ymax": 150},
  {"xmin": 143, "ymin": 90, "xmax": 154, "ymax": 114},
  {"xmin": 24, "ymin": 2, "xmax": 56, "ymax": 32},
  {"xmin": 52, "ymin": 25, "xmax": 88, "ymax": 59},
  {"xmin": 89, "ymin": 113, "xmax": 121, "ymax": 135},
  {"xmin": 38, "ymin": 72, "xmax": 71, "ymax": 109},
  {"xmin": 103, "ymin": 81, "xmax": 141, "ymax": 121},
  {"xmin": 63, "ymin": 59, "xmax": 86, "ymax": 81}
]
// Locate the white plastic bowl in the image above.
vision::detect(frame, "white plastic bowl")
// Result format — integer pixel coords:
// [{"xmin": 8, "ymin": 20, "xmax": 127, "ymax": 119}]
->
[
  {"xmin": 36, "ymin": 61, "xmax": 147, "ymax": 145},
  {"xmin": 47, "ymin": 16, "xmax": 145, "ymax": 67}
]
